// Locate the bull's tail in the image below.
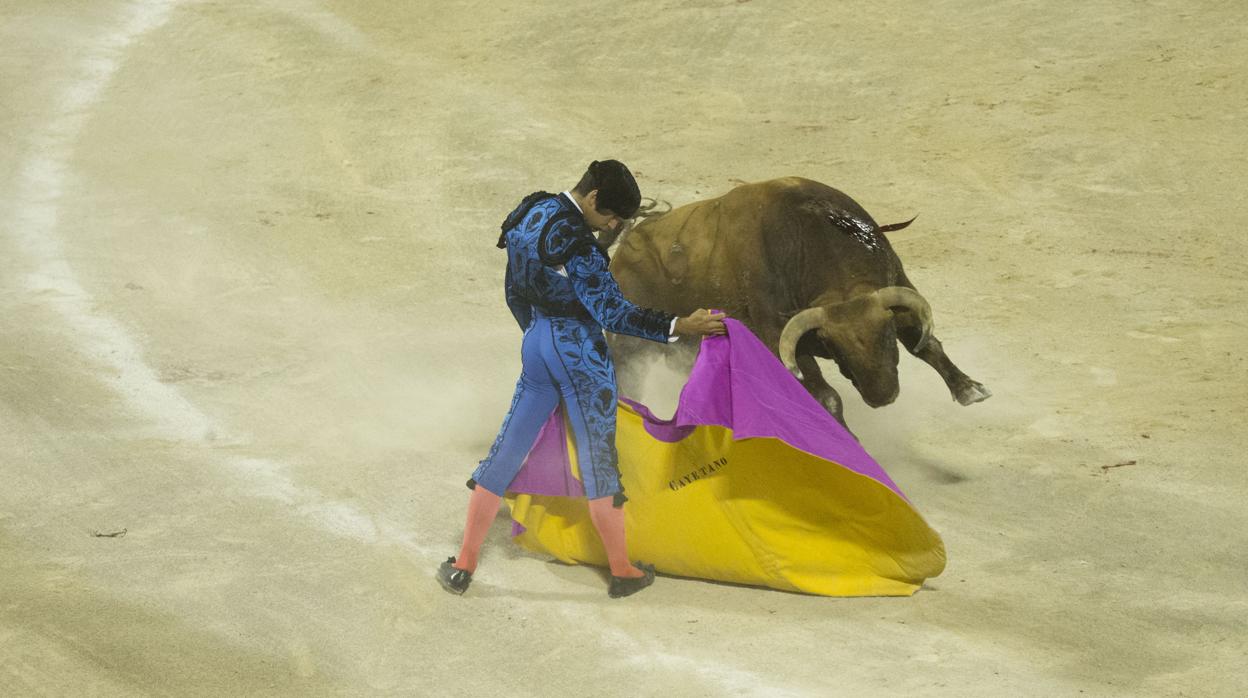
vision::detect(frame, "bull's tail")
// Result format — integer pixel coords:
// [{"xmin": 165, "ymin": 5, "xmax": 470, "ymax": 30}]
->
[
  {"xmin": 636, "ymin": 197, "xmax": 671, "ymax": 220},
  {"xmin": 877, "ymin": 216, "xmax": 917, "ymax": 234}
]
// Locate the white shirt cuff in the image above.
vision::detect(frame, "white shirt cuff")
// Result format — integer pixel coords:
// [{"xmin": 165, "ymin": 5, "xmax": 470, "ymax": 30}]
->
[{"xmin": 668, "ymin": 317, "xmax": 679, "ymax": 343}]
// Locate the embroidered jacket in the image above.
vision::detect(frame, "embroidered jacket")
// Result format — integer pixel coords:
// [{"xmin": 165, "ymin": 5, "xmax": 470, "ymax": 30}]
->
[{"xmin": 498, "ymin": 192, "xmax": 674, "ymax": 342}]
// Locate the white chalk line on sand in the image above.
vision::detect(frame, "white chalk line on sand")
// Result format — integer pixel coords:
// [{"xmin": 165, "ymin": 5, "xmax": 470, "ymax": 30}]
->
[
  {"xmin": 597, "ymin": 625, "xmax": 810, "ymax": 698},
  {"xmin": 11, "ymin": 6, "xmax": 805, "ymax": 693},
  {"xmin": 9, "ymin": 0, "xmax": 434, "ymax": 559}
]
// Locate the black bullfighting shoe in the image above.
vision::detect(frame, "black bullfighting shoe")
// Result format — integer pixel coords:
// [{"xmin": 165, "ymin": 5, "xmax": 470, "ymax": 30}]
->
[
  {"xmin": 608, "ymin": 562, "xmax": 656, "ymax": 599},
  {"xmin": 437, "ymin": 557, "xmax": 472, "ymax": 595}
]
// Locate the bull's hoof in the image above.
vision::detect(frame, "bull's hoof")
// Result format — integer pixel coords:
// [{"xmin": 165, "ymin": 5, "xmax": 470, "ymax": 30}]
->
[
  {"xmin": 954, "ymin": 380, "xmax": 992, "ymax": 406},
  {"xmin": 830, "ymin": 412, "xmax": 858, "ymax": 441}
]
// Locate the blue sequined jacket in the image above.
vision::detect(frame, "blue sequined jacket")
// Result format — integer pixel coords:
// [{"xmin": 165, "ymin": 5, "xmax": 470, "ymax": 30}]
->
[{"xmin": 497, "ymin": 192, "xmax": 674, "ymax": 342}]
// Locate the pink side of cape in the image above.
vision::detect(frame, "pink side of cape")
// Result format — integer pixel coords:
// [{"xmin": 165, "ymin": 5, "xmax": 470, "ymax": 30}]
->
[{"xmin": 508, "ymin": 319, "xmax": 906, "ymax": 500}]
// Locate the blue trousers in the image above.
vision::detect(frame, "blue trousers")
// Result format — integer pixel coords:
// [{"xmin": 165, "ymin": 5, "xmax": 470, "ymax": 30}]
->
[{"xmin": 472, "ymin": 311, "xmax": 622, "ymax": 500}]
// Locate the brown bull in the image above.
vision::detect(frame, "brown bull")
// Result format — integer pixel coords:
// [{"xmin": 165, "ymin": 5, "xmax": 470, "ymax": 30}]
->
[{"xmin": 606, "ymin": 176, "xmax": 990, "ymax": 426}]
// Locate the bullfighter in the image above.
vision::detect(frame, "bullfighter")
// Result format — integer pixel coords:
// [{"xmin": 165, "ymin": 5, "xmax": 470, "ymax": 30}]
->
[{"xmin": 438, "ymin": 159, "xmax": 726, "ymax": 598}]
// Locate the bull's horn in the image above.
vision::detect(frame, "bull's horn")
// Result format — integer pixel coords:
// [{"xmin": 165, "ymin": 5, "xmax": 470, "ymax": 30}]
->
[
  {"xmin": 778, "ymin": 307, "xmax": 827, "ymax": 380},
  {"xmin": 876, "ymin": 286, "xmax": 933, "ymax": 352}
]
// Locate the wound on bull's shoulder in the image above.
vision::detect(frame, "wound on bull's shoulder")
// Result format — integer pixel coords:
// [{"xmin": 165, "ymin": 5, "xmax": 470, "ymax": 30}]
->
[{"xmin": 827, "ymin": 209, "xmax": 882, "ymax": 252}]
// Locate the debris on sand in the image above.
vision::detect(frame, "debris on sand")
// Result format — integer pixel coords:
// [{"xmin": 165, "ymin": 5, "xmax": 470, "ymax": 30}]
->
[
  {"xmin": 91, "ymin": 528, "xmax": 128, "ymax": 538},
  {"xmin": 1100, "ymin": 460, "xmax": 1137, "ymax": 472}
]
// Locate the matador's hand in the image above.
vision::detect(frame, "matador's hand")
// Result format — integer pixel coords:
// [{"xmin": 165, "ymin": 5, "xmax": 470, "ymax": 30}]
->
[{"xmin": 675, "ymin": 309, "xmax": 727, "ymax": 337}]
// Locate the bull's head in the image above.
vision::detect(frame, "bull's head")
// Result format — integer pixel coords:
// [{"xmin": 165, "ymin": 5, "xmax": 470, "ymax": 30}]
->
[{"xmin": 778, "ymin": 287, "xmax": 933, "ymax": 408}]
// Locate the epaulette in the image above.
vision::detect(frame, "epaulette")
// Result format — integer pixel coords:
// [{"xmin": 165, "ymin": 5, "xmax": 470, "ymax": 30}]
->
[
  {"xmin": 538, "ymin": 213, "xmax": 605, "ymax": 267},
  {"xmin": 496, "ymin": 191, "xmax": 554, "ymax": 249}
]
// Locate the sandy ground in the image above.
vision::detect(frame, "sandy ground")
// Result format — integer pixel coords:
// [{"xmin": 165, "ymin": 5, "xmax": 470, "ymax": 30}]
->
[{"xmin": 2, "ymin": 1, "xmax": 1245, "ymax": 696}]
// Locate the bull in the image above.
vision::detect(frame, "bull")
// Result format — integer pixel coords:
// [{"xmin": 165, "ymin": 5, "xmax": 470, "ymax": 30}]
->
[{"xmin": 605, "ymin": 176, "xmax": 990, "ymax": 427}]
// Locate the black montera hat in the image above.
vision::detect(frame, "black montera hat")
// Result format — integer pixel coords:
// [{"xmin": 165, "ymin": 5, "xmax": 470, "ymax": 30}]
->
[{"xmin": 590, "ymin": 159, "xmax": 642, "ymax": 219}]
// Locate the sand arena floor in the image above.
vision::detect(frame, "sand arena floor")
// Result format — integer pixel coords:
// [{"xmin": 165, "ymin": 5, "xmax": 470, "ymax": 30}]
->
[{"xmin": 2, "ymin": 1, "xmax": 1245, "ymax": 696}]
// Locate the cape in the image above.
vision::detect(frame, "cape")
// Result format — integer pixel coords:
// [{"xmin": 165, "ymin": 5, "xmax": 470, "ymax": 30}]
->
[{"xmin": 504, "ymin": 318, "xmax": 946, "ymax": 596}]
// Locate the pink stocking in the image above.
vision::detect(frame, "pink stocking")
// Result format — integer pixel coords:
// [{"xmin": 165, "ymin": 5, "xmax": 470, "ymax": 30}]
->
[
  {"xmin": 454, "ymin": 486, "xmax": 502, "ymax": 573},
  {"xmin": 587, "ymin": 496, "xmax": 644, "ymax": 578}
]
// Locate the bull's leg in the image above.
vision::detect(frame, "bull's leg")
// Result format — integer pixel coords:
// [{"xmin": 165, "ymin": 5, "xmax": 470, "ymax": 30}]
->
[
  {"xmin": 895, "ymin": 324, "xmax": 992, "ymax": 406},
  {"xmin": 794, "ymin": 353, "xmax": 852, "ymax": 430}
]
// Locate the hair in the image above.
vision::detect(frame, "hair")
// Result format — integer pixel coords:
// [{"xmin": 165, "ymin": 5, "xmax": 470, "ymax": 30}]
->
[{"xmin": 572, "ymin": 159, "xmax": 641, "ymax": 218}]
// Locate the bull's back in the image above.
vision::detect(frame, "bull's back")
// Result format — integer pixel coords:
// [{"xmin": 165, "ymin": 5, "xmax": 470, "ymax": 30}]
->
[
  {"xmin": 613, "ymin": 178, "xmax": 840, "ymax": 302},
  {"xmin": 613, "ymin": 199, "xmax": 739, "ymax": 314}
]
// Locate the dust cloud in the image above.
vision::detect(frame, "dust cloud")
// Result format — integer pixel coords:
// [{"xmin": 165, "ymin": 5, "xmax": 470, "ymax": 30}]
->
[{"xmin": 3, "ymin": 1, "xmax": 1245, "ymax": 696}]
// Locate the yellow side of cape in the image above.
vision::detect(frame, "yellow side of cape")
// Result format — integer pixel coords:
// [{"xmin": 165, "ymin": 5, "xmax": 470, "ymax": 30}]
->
[{"xmin": 507, "ymin": 402, "xmax": 946, "ymax": 597}]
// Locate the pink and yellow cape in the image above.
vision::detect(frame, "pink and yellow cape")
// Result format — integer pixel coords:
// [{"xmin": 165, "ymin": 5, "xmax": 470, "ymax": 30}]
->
[{"xmin": 505, "ymin": 319, "xmax": 946, "ymax": 596}]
